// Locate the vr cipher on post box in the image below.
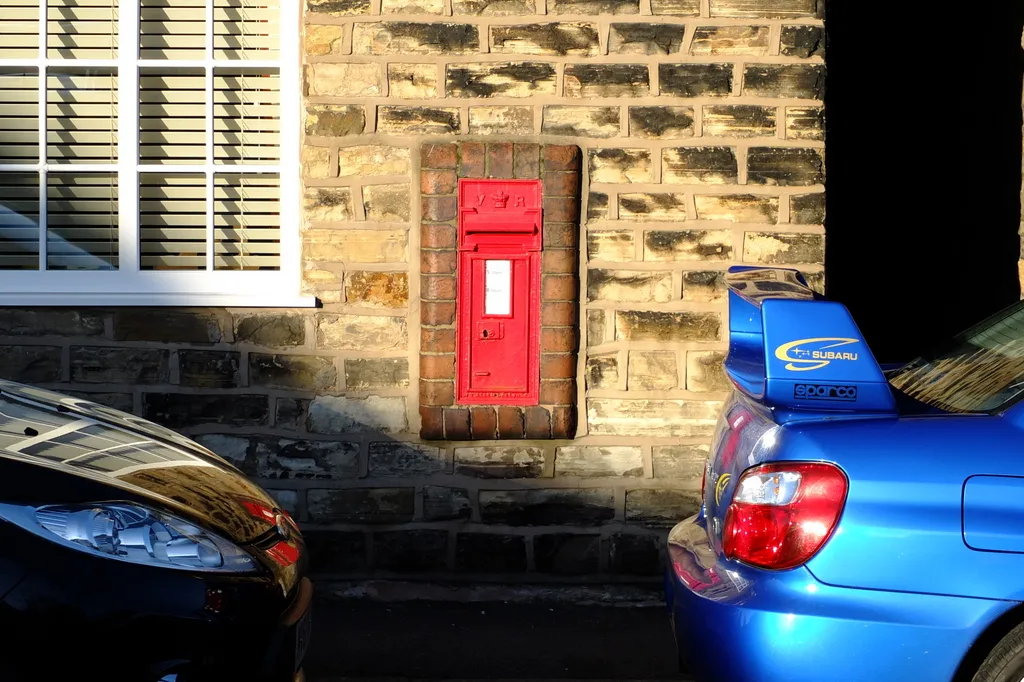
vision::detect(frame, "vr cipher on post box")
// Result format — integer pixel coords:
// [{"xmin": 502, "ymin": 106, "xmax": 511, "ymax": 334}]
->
[{"xmin": 456, "ymin": 179, "xmax": 542, "ymax": 406}]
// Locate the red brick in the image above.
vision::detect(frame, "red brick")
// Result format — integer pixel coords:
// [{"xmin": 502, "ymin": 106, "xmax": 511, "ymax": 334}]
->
[
  {"xmin": 421, "ymin": 327, "xmax": 456, "ymax": 353},
  {"xmin": 544, "ymin": 197, "xmax": 581, "ymax": 223},
  {"xmin": 421, "ymin": 249, "xmax": 457, "ymax": 274},
  {"xmin": 541, "ymin": 301, "xmax": 576, "ymax": 326},
  {"xmin": 524, "ymin": 406, "xmax": 551, "ymax": 439},
  {"xmin": 542, "ymin": 274, "xmax": 577, "ymax": 301},
  {"xmin": 543, "ymin": 171, "xmax": 580, "ymax": 198},
  {"xmin": 423, "ymin": 143, "xmax": 458, "ymax": 169},
  {"xmin": 514, "ymin": 144, "xmax": 541, "ymax": 179},
  {"xmin": 543, "ymin": 145, "xmax": 581, "ymax": 172},
  {"xmin": 543, "ymin": 249, "xmax": 577, "ymax": 274},
  {"xmin": 543, "ymin": 222, "xmax": 578, "ymax": 248},
  {"xmin": 540, "ymin": 379, "xmax": 575, "ymax": 406},
  {"xmin": 460, "ymin": 142, "xmax": 485, "ymax": 178},
  {"xmin": 541, "ymin": 327, "xmax": 577, "ymax": 352},
  {"xmin": 541, "ymin": 354, "xmax": 575, "ymax": 379},
  {"xmin": 421, "ymin": 274, "xmax": 457, "ymax": 301},
  {"xmin": 421, "ymin": 169, "xmax": 458, "ymax": 195},
  {"xmin": 552, "ymin": 405, "xmax": 576, "ymax": 439},
  {"xmin": 420, "ymin": 406, "xmax": 444, "ymax": 440},
  {"xmin": 444, "ymin": 408, "xmax": 471, "ymax": 440},
  {"xmin": 420, "ymin": 379, "xmax": 455, "ymax": 407},
  {"xmin": 470, "ymin": 407, "xmax": 497, "ymax": 439},
  {"xmin": 422, "ymin": 196, "xmax": 457, "ymax": 222},
  {"xmin": 421, "ymin": 354, "xmax": 455, "ymax": 380},
  {"xmin": 497, "ymin": 406, "xmax": 525, "ymax": 439},
  {"xmin": 421, "ymin": 223, "xmax": 457, "ymax": 249},
  {"xmin": 422, "ymin": 301, "xmax": 456, "ymax": 325},
  {"xmin": 487, "ymin": 142, "xmax": 514, "ymax": 179}
]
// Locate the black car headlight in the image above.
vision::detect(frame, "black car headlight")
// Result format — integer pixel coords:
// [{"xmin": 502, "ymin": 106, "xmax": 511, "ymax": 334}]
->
[{"xmin": 0, "ymin": 502, "xmax": 258, "ymax": 573}]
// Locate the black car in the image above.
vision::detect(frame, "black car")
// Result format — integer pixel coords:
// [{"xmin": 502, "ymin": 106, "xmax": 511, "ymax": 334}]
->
[{"xmin": 0, "ymin": 380, "xmax": 310, "ymax": 682}]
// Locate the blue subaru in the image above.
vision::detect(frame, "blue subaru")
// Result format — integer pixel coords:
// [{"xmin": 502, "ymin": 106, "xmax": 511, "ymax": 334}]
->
[{"xmin": 666, "ymin": 265, "xmax": 1024, "ymax": 682}]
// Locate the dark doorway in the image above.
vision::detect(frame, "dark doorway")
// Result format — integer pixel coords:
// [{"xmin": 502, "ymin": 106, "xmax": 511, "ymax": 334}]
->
[{"xmin": 824, "ymin": 2, "xmax": 1024, "ymax": 363}]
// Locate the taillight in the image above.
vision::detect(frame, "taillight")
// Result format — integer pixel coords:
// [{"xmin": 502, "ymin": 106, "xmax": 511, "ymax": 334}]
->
[{"xmin": 722, "ymin": 462, "xmax": 847, "ymax": 570}]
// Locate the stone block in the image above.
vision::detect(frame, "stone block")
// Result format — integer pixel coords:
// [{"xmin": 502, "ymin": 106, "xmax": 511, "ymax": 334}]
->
[
  {"xmin": 586, "ymin": 353, "xmax": 619, "ymax": 389},
  {"xmin": 0, "ymin": 346, "xmax": 61, "ymax": 383},
  {"xmin": 143, "ymin": 393, "xmax": 268, "ymax": 428},
  {"xmin": 112, "ymin": 310, "xmax": 231, "ymax": 344},
  {"xmin": 249, "ymin": 353, "xmax": 337, "ymax": 391},
  {"xmin": 307, "ymin": 395, "xmax": 408, "ymax": 434},
  {"xmin": 316, "ymin": 314, "xmax": 407, "ymax": 351},
  {"xmin": 177, "ymin": 350, "xmax": 238, "ymax": 388},
  {"xmin": 382, "ymin": 0, "xmax": 445, "ymax": 12},
  {"xmin": 564, "ymin": 64, "xmax": 649, "ymax": 98},
  {"xmin": 307, "ymin": 488, "xmax": 414, "ymax": 524},
  {"xmin": 550, "ymin": 0, "xmax": 638, "ymax": 12},
  {"xmin": 786, "ymin": 106, "xmax": 824, "ymax": 141},
  {"xmin": 555, "ymin": 446, "xmax": 643, "ymax": 477},
  {"xmin": 659, "ymin": 63, "xmax": 733, "ymax": 97},
  {"xmin": 480, "ymin": 489, "xmax": 615, "ymax": 525},
  {"xmin": 307, "ymin": 0, "xmax": 370, "ymax": 14},
  {"xmin": 305, "ymin": 104, "xmax": 365, "ymax": 137},
  {"xmin": 694, "ymin": 195, "xmax": 779, "ymax": 223},
  {"xmin": 690, "ymin": 25, "xmax": 769, "ymax": 55},
  {"xmin": 268, "ymin": 490, "xmax": 299, "ymax": 515},
  {"xmin": 193, "ymin": 434, "xmax": 251, "ymax": 473},
  {"xmin": 469, "ymin": 106, "xmax": 535, "ymax": 135},
  {"xmin": 743, "ymin": 232, "xmax": 824, "ymax": 265},
  {"xmin": 276, "ymin": 398, "xmax": 310, "ymax": 430},
  {"xmin": 618, "ymin": 193, "xmax": 687, "ymax": 221},
  {"xmin": 650, "ymin": 0, "xmax": 699, "ymax": 13},
  {"xmin": 423, "ymin": 486, "xmax": 473, "ymax": 521},
  {"xmin": 388, "ymin": 63, "xmax": 438, "ymax": 99},
  {"xmin": 610, "ymin": 533, "xmax": 662, "ymax": 575},
  {"xmin": 627, "ymin": 350, "xmax": 678, "ymax": 390},
  {"xmin": 790, "ymin": 193, "xmax": 825, "ymax": 224},
  {"xmin": 305, "ymin": 24, "xmax": 346, "ymax": 55},
  {"xmin": 363, "ymin": 184, "xmax": 411, "ymax": 222},
  {"xmin": 378, "ymin": 106, "xmax": 460, "ymax": 134},
  {"xmin": 234, "ymin": 314, "xmax": 305, "ymax": 348},
  {"xmin": 337, "ymin": 146, "xmax": 411, "ymax": 178},
  {"xmin": 454, "ymin": 0, "xmax": 534, "ymax": 13},
  {"xmin": 615, "ymin": 310, "xmax": 720, "ymax": 342},
  {"xmin": 344, "ymin": 272, "xmax": 409, "ymax": 309},
  {"xmin": 457, "ymin": 534, "xmax": 527, "ymax": 572},
  {"xmin": 652, "ymin": 443, "xmax": 709, "ymax": 479},
  {"xmin": 368, "ymin": 442, "xmax": 445, "ymax": 476},
  {"xmin": 588, "ymin": 269, "xmax": 673, "ymax": 303},
  {"xmin": 304, "ymin": 531, "xmax": 368, "ymax": 573},
  {"xmin": 587, "ymin": 192, "xmax": 608, "ymax": 221},
  {"xmin": 534, "ymin": 534, "xmax": 601, "ymax": 574},
  {"xmin": 352, "ymin": 22, "xmax": 479, "ymax": 55},
  {"xmin": 70, "ymin": 346, "xmax": 169, "ymax": 384},
  {"xmin": 0, "ymin": 310, "xmax": 104, "ymax": 338},
  {"xmin": 302, "ymin": 146, "xmax": 333, "ymax": 179},
  {"xmin": 374, "ymin": 530, "xmax": 449, "ymax": 572},
  {"xmin": 780, "ymin": 25, "xmax": 824, "ymax": 58},
  {"xmin": 747, "ymin": 147, "xmax": 824, "ymax": 186},
  {"xmin": 304, "ymin": 229, "xmax": 407, "ymax": 264},
  {"xmin": 628, "ymin": 106, "xmax": 694, "ymax": 138},
  {"xmin": 303, "ymin": 188, "xmax": 353, "ymax": 224},
  {"xmin": 608, "ymin": 23, "xmax": 684, "ymax": 55},
  {"xmin": 709, "ymin": 0, "xmax": 820, "ymax": 17},
  {"xmin": 588, "ymin": 398, "xmax": 721, "ymax": 438},
  {"xmin": 454, "ymin": 446, "xmax": 545, "ymax": 478},
  {"xmin": 644, "ymin": 230, "xmax": 732, "ymax": 262},
  {"xmin": 703, "ymin": 105, "xmax": 776, "ymax": 137},
  {"xmin": 446, "ymin": 62, "xmax": 557, "ymax": 98},
  {"xmin": 662, "ymin": 147, "xmax": 737, "ymax": 184},
  {"xmin": 259, "ymin": 439, "xmax": 361, "ymax": 480},
  {"xmin": 743, "ymin": 64, "xmax": 825, "ymax": 99},
  {"xmin": 306, "ymin": 63, "xmax": 381, "ymax": 97},
  {"xmin": 65, "ymin": 391, "xmax": 134, "ymax": 412},
  {"xmin": 683, "ymin": 271, "xmax": 727, "ymax": 301},
  {"xmin": 542, "ymin": 106, "xmax": 620, "ymax": 138},
  {"xmin": 587, "ymin": 309, "xmax": 608, "ymax": 347},
  {"xmin": 345, "ymin": 358, "xmax": 410, "ymax": 390},
  {"xmin": 588, "ymin": 148, "xmax": 652, "ymax": 184},
  {"xmin": 490, "ymin": 23, "xmax": 600, "ymax": 57},
  {"xmin": 587, "ymin": 231, "xmax": 634, "ymax": 263},
  {"xmin": 626, "ymin": 489, "xmax": 701, "ymax": 527},
  {"xmin": 686, "ymin": 350, "xmax": 729, "ymax": 392}
]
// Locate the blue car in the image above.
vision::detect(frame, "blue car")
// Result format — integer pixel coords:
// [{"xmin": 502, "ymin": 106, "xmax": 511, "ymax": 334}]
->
[{"xmin": 666, "ymin": 265, "xmax": 1024, "ymax": 682}]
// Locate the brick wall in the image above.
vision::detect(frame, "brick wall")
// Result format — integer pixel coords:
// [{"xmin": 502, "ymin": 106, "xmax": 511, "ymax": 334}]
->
[{"xmin": 0, "ymin": 0, "xmax": 826, "ymax": 580}]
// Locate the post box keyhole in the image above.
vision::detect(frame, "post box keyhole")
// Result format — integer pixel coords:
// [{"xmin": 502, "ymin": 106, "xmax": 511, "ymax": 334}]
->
[{"xmin": 482, "ymin": 330, "xmax": 489, "ymax": 338}]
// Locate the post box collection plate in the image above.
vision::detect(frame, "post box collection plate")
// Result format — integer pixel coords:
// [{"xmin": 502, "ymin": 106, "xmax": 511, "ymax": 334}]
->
[{"xmin": 456, "ymin": 179, "xmax": 542, "ymax": 406}]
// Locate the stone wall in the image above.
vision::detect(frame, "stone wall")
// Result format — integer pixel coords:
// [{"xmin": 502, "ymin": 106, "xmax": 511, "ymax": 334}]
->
[{"xmin": 0, "ymin": 0, "xmax": 826, "ymax": 580}]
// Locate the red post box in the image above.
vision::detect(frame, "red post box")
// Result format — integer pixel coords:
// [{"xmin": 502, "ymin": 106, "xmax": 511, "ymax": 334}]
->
[{"xmin": 455, "ymin": 179, "xmax": 543, "ymax": 406}]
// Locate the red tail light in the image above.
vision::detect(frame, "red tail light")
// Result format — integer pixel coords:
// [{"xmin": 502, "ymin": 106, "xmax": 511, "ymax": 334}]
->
[{"xmin": 722, "ymin": 462, "xmax": 847, "ymax": 570}]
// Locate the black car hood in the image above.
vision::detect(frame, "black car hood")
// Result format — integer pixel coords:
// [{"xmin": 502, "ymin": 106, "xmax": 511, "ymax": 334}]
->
[{"xmin": 0, "ymin": 380, "xmax": 278, "ymax": 544}]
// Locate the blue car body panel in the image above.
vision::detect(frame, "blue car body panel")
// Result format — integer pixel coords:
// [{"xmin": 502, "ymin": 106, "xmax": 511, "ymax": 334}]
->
[{"xmin": 666, "ymin": 266, "xmax": 1024, "ymax": 682}]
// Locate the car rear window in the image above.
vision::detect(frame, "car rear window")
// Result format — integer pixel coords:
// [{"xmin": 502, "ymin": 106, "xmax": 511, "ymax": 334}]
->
[{"xmin": 887, "ymin": 300, "xmax": 1024, "ymax": 414}]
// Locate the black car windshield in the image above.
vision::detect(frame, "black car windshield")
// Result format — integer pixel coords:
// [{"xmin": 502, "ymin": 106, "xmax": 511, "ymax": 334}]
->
[{"xmin": 887, "ymin": 299, "xmax": 1024, "ymax": 414}]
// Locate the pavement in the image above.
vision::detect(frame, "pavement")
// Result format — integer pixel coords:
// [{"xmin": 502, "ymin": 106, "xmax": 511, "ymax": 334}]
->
[{"xmin": 304, "ymin": 598, "xmax": 688, "ymax": 682}]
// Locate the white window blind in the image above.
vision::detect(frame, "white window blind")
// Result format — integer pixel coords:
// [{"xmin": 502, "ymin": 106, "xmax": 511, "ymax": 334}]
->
[{"xmin": 0, "ymin": 0, "xmax": 306, "ymax": 306}]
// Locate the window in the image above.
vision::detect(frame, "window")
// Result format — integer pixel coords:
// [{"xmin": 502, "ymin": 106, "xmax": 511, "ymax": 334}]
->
[{"xmin": 0, "ymin": 0, "xmax": 307, "ymax": 306}]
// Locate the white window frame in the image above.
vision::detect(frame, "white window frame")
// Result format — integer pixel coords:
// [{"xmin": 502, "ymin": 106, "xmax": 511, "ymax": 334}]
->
[{"xmin": 0, "ymin": 1, "xmax": 312, "ymax": 307}]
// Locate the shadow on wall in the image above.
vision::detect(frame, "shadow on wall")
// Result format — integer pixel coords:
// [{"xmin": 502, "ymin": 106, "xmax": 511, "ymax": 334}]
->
[{"xmin": 825, "ymin": 1, "xmax": 1024, "ymax": 364}]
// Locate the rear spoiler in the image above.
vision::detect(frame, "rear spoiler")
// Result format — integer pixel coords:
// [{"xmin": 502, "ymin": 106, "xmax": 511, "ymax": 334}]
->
[{"xmin": 725, "ymin": 266, "xmax": 896, "ymax": 421}]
